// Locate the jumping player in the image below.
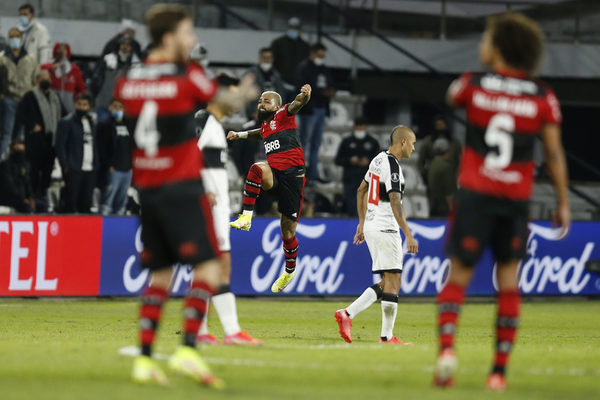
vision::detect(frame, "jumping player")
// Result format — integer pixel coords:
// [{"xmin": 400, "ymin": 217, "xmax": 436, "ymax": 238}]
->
[
  {"xmin": 433, "ymin": 13, "xmax": 570, "ymax": 391},
  {"xmin": 195, "ymin": 73, "xmax": 262, "ymax": 346},
  {"xmin": 335, "ymin": 126, "xmax": 419, "ymax": 344},
  {"xmin": 227, "ymin": 85, "xmax": 312, "ymax": 293},
  {"xmin": 115, "ymin": 4, "xmax": 252, "ymax": 387}
]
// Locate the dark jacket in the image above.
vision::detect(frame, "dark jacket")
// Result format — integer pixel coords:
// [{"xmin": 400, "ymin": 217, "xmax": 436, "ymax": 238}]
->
[
  {"xmin": 13, "ymin": 89, "xmax": 66, "ymax": 141},
  {"xmin": 0, "ymin": 155, "xmax": 33, "ymax": 212},
  {"xmin": 294, "ymin": 58, "xmax": 334, "ymax": 115},
  {"xmin": 55, "ymin": 113, "xmax": 99, "ymax": 172},
  {"xmin": 97, "ymin": 117, "xmax": 132, "ymax": 172},
  {"xmin": 270, "ymin": 35, "xmax": 309, "ymax": 84},
  {"xmin": 335, "ymin": 133, "xmax": 380, "ymax": 184}
]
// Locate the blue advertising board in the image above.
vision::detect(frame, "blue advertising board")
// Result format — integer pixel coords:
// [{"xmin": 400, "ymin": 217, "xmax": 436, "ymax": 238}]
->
[{"xmin": 99, "ymin": 217, "xmax": 600, "ymax": 297}]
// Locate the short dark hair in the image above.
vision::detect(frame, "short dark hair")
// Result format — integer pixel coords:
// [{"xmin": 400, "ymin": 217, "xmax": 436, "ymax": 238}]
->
[
  {"xmin": 146, "ymin": 4, "xmax": 191, "ymax": 46},
  {"xmin": 75, "ymin": 92, "xmax": 93, "ymax": 104},
  {"xmin": 354, "ymin": 116, "xmax": 368, "ymax": 127},
  {"xmin": 259, "ymin": 47, "xmax": 272, "ymax": 55},
  {"xmin": 487, "ymin": 13, "xmax": 544, "ymax": 74},
  {"xmin": 19, "ymin": 4, "xmax": 34, "ymax": 14},
  {"xmin": 310, "ymin": 43, "xmax": 327, "ymax": 53},
  {"xmin": 110, "ymin": 98, "xmax": 123, "ymax": 105},
  {"xmin": 215, "ymin": 73, "xmax": 240, "ymax": 87}
]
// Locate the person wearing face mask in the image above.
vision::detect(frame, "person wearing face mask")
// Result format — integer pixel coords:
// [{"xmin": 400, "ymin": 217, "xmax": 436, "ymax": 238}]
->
[
  {"xmin": 101, "ymin": 19, "xmax": 143, "ymax": 59},
  {"xmin": 0, "ymin": 27, "xmax": 39, "ymax": 160},
  {"xmin": 55, "ymin": 93, "xmax": 99, "ymax": 213},
  {"xmin": 13, "ymin": 70, "xmax": 65, "ymax": 208},
  {"xmin": 91, "ymin": 35, "xmax": 141, "ymax": 113},
  {"xmin": 243, "ymin": 47, "xmax": 284, "ymax": 119},
  {"xmin": 295, "ymin": 43, "xmax": 336, "ymax": 183},
  {"xmin": 416, "ymin": 115, "xmax": 462, "ymax": 185},
  {"xmin": 17, "ymin": 4, "xmax": 51, "ymax": 64},
  {"xmin": 40, "ymin": 42, "xmax": 86, "ymax": 113},
  {"xmin": 97, "ymin": 98, "xmax": 131, "ymax": 215},
  {"xmin": 270, "ymin": 17, "xmax": 309, "ymax": 101},
  {"xmin": 335, "ymin": 117, "xmax": 380, "ymax": 216},
  {"xmin": 0, "ymin": 140, "xmax": 36, "ymax": 213}
]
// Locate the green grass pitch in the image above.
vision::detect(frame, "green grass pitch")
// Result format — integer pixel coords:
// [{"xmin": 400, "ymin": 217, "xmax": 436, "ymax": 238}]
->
[{"xmin": 1, "ymin": 298, "xmax": 599, "ymax": 399}]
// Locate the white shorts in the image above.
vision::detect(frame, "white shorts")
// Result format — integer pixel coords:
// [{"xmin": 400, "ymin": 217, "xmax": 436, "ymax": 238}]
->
[
  {"xmin": 203, "ymin": 169, "xmax": 230, "ymax": 252},
  {"xmin": 364, "ymin": 229, "xmax": 403, "ymax": 274}
]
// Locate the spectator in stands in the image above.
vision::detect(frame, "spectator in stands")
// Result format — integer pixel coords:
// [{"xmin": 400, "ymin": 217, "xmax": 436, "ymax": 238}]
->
[
  {"xmin": 335, "ymin": 117, "xmax": 380, "ymax": 216},
  {"xmin": 41, "ymin": 42, "xmax": 86, "ymax": 113},
  {"xmin": 295, "ymin": 43, "xmax": 336, "ymax": 182},
  {"xmin": 243, "ymin": 47, "xmax": 284, "ymax": 118},
  {"xmin": 18, "ymin": 3, "xmax": 51, "ymax": 64},
  {"xmin": 0, "ymin": 140, "xmax": 35, "ymax": 213},
  {"xmin": 270, "ymin": 17, "xmax": 309, "ymax": 101},
  {"xmin": 427, "ymin": 137, "xmax": 457, "ymax": 217},
  {"xmin": 91, "ymin": 35, "xmax": 140, "ymax": 114},
  {"xmin": 417, "ymin": 115, "xmax": 461, "ymax": 185},
  {"xmin": 101, "ymin": 19, "xmax": 143, "ymax": 59},
  {"xmin": 98, "ymin": 99, "xmax": 131, "ymax": 215},
  {"xmin": 14, "ymin": 69, "xmax": 65, "ymax": 206},
  {"xmin": 0, "ymin": 27, "xmax": 38, "ymax": 160},
  {"xmin": 55, "ymin": 93, "xmax": 99, "ymax": 213}
]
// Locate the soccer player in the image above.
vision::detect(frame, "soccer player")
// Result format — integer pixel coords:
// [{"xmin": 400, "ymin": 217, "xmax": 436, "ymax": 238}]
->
[
  {"xmin": 433, "ymin": 13, "xmax": 570, "ymax": 391},
  {"xmin": 227, "ymin": 85, "xmax": 312, "ymax": 293},
  {"xmin": 115, "ymin": 4, "xmax": 252, "ymax": 387},
  {"xmin": 335, "ymin": 126, "xmax": 419, "ymax": 344},
  {"xmin": 195, "ymin": 73, "xmax": 262, "ymax": 346}
]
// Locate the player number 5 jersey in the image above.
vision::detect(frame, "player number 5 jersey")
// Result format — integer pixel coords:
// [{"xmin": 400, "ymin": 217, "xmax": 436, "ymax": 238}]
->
[{"xmin": 364, "ymin": 151, "xmax": 405, "ymax": 232}]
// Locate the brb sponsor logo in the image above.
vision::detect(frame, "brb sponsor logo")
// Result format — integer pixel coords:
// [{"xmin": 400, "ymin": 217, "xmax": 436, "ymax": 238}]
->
[
  {"xmin": 264, "ymin": 139, "xmax": 280, "ymax": 154},
  {"xmin": 249, "ymin": 220, "xmax": 347, "ymax": 294},
  {"xmin": 0, "ymin": 217, "xmax": 102, "ymax": 296}
]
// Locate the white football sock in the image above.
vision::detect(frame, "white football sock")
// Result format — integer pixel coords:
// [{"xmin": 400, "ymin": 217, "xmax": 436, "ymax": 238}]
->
[
  {"xmin": 212, "ymin": 292, "xmax": 241, "ymax": 336},
  {"xmin": 346, "ymin": 287, "xmax": 378, "ymax": 319},
  {"xmin": 380, "ymin": 300, "xmax": 398, "ymax": 339},
  {"xmin": 198, "ymin": 299, "xmax": 210, "ymax": 336},
  {"xmin": 242, "ymin": 210, "xmax": 253, "ymax": 217}
]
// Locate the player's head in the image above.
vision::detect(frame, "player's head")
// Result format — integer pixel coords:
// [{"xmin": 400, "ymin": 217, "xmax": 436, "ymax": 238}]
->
[
  {"xmin": 210, "ymin": 73, "xmax": 241, "ymax": 116},
  {"xmin": 479, "ymin": 12, "xmax": 544, "ymax": 75},
  {"xmin": 146, "ymin": 4, "xmax": 195, "ymax": 63},
  {"xmin": 389, "ymin": 125, "xmax": 416, "ymax": 159},
  {"xmin": 257, "ymin": 91, "xmax": 282, "ymax": 121}
]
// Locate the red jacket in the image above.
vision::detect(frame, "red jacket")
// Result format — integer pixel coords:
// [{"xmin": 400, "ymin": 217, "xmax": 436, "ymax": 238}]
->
[{"xmin": 41, "ymin": 43, "xmax": 86, "ymax": 99}]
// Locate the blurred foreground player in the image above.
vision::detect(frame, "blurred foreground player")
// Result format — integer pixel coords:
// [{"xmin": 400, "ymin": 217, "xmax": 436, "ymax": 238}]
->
[
  {"xmin": 227, "ymin": 85, "xmax": 311, "ymax": 293},
  {"xmin": 433, "ymin": 13, "xmax": 570, "ymax": 391},
  {"xmin": 335, "ymin": 126, "xmax": 418, "ymax": 344},
  {"xmin": 116, "ymin": 4, "xmax": 252, "ymax": 388},
  {"xmin": 195, "ymin": 74, "xmax": 262, "ymax": 346}
]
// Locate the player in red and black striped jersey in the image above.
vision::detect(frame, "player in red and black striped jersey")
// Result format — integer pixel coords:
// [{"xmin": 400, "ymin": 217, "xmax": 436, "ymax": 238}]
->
[
  {"xmin": 115, "ymin": 4, "xmax": 254, "ymax": 388},
  {"xmin": 227, "ymin": 85, "xmax": 311, "ymax": 293},
  {"xmin": 433, "ymin": 13, "xmax": 571, "ymax": 391}
]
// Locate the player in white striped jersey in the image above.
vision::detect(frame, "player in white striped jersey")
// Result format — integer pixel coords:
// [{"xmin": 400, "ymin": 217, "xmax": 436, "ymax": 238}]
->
[
  {"xmin": 195, "ymin": 74, "xmax": 262, "ymax": 346},
  {"xmin": 335, "ymin": 125, "xmax": 418, "ymax": 344}
]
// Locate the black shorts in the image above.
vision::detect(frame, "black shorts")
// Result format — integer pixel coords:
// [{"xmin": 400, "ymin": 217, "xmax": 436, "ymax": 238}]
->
[
  {"xmin": 139, "ymin": 180, "xmax": 220, "ymax": 271},
  {"xmin": 267, "ymin": 166, "xmax": 306, "ymax": 221},
  {"xmin": 445, "ymin": 188, "xmax": 529, "ymax": 266}
]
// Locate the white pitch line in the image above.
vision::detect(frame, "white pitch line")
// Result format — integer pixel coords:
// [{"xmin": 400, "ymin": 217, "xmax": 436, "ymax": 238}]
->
[{"xmin": 117, "ymin": 346, "xmax": 600, "ymax": 377}]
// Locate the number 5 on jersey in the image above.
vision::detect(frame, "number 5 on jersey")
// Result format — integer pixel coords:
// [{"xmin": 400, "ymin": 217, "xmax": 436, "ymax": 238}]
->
[
  {"xmin": 368, "ymin": 172, "xmax": 380, "ymax": 205},
  {"xmin": 135, "ymin": 100, "xmax": 161, "ymax": 157}
]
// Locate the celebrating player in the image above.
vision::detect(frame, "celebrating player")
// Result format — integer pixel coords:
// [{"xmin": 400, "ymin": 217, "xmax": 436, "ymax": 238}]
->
[
  {"xmin": 433, "ymin": 13, "xmax": 570, "ymax": 391},
  {"xmin": 195, "ymin": 73, "xmax": 262, "ymax": 346},
  {"xmin": 115, "ymin": 4, "xmax": 253, "ymax": 388},
  {"xmin": 227, "ymin": 85, "xmax": 311, "ymax": 293},
  {"xmin": 335, "ymin": 126, "xmax": 419, "ymax": 344}
]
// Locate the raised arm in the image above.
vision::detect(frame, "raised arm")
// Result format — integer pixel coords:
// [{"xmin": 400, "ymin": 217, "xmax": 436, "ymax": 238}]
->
[
  {"xmin": 540, "ymin": 123, "xmax": 570, "ymax": 237},
  {"xmin": 389, "ymin": 192, "xmax": 418, "ymax": 253},
  {"xmin": 227, "ymin": 128, "xmax": 262, "ymax": 141},
  {"xmin": 353, "ymin": 180, "xmax": 369, "ymax": 245},
  {"xmin": 287, "ymin": 84, "xmax": 312, "ymax": 115}
]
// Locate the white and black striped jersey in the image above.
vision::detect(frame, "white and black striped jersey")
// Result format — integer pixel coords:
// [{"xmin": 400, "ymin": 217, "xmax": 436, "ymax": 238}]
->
[
  {"xmin": 363, "ymin": 151, "xmax": 405, "ymax": 232},
  {"xmin": 195, "ymin": 109, "xmax": 227, "ymax": 170}
]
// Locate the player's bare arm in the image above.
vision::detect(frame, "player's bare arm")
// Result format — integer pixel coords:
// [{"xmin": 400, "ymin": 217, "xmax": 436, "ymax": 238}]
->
[
  {"xmin": 227, "ymin": 128, "xmax": 262, "ymax": 141},
  {"xmin": 540, "ymin": 123, "xmax": 571, "ymax": 237},
  {"xmin": 353, "ymin": 180, "xmax": 369, "ymax": 245},
  {"xmin": 389, "ymin": 192, "xmax": 418, "ymax": 253},
  {"xmin": 287, "ymin": 84, "xmax": 312, "ymax": 115}
]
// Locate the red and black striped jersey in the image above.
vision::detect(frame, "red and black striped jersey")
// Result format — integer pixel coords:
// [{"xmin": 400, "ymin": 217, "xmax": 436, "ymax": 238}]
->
[
  {"xmin": 449, "ymin": 69, "xmax": 561, "ymax": 200},
  {"xmin": 261, "ymin": 104, "xmax": 305, "ymax": 171},
  {"xmin": 114, "ymin": 62, "xmax": 217, "ymax": 188}
]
